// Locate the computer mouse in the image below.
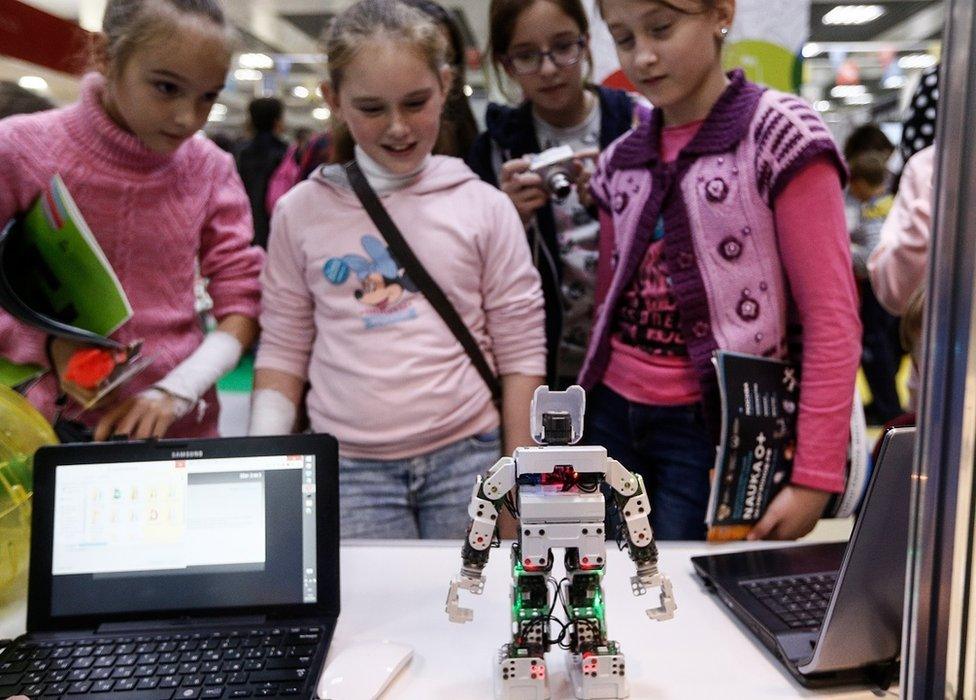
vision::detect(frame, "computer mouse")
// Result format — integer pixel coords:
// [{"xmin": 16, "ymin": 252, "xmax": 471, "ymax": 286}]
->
[{"xmin": 316, "ymin": 640, "xmax": 414, "ymax": 700}]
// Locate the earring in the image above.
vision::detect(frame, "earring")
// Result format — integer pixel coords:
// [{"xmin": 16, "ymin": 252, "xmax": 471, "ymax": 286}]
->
[{"xmin": 720, "ymin": 26, "xmax": 730, "ymax": 37}]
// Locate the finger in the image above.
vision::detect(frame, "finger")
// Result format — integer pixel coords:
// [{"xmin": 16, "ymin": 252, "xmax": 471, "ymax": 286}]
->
[
  {"xmin": 93, "ymin": 399, "xmax": 134, "ymax": 441},
  {"xmin": 152, "ymin": 411, "xmax": 177, "ymax": 438},
  {"xmin": 514, "ymin": 187, "xmax": 549, "ymax": 207},
  {"xmin": 132, "ymin": 406, "xmax": 162, "ymax": 440},
  {"xmin": 574, "ymin": 146, "xmax": 600, "ymax": 161},
  {"xmin": 514, "ymin": 171, "xmax": 544, "ymax": 189},
  {"xmin": 114, "ymin": 401, "xmax": 152, "ymax": 439},
  {"xmin": 747, "ymin": 512, "xmax": 777, "ymax": 541},
  {"xmin": 500, "ymin": 157, "xmax": 531, "ymax": 179}
]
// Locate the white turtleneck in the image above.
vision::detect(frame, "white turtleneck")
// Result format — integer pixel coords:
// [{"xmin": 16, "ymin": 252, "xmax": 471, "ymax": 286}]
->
[{"xmin": 354, "ymin": 144, "xmax": 430, "ymax": 195}]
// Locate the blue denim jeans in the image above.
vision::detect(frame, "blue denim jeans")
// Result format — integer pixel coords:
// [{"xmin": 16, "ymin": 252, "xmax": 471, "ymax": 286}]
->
[
  {"xmin": 584, "ymin": 384, "xmax": 715, "ymax": 540},
  {"xmin": 339, "ymin": 429, "xmax": 501, "ymax": 539}
]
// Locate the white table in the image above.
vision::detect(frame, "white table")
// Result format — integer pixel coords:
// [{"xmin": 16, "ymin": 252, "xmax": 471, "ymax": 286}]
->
[{"xmin": 0, "ymin": 524, "xmax": 898, "ymax": 699}]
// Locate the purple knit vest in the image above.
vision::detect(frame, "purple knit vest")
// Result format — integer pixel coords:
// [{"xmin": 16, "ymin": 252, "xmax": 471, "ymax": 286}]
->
[{"xmin": 580, "ymin": 70, "xmax": 847, "ymax": 404}]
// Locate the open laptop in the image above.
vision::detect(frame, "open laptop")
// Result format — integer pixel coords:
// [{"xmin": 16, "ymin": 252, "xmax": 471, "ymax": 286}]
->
[
  {"xmin": 0, "ymin": 433, "xmax": 339, "ymax": 699},
  {"xmin": 692, "ymin": 426, "xmax": 915, "ymax": 688}
]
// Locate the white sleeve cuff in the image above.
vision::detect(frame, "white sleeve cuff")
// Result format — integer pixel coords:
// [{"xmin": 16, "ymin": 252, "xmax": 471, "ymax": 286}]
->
[
  {"xmin": 248, "ymin": 388, "xmax": 298, "ymax": 436},
  {"xmin": 155, "ymin": 330, "xmax": 243, "ymax": 404}
]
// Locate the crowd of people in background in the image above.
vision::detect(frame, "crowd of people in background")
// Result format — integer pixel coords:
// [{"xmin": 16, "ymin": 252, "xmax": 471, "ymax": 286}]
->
[{"xmin": 0, "ymin": 0, "xmax": 942, "ymax": 544}]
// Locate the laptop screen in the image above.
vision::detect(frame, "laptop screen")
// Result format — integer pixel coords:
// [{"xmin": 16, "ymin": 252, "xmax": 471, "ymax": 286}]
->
[{"xmin": 47, "ymin": 450, "xmax": 318, "ymax": 619}]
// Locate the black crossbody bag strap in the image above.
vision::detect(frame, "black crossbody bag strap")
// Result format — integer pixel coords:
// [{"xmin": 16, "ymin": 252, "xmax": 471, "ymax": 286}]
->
[{"xmin": 344, "ymin": 161, "xmax": 502, "ymax": 404}]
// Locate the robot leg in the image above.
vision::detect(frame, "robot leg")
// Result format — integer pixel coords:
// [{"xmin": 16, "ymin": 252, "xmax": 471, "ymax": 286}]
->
[
  {"xmin": 563, "ymin": 549, "xmax": 628, "ymax": 700},
  {"xmin": 494, "ymin": 543, "xmax": 552, "ymax": 700}
]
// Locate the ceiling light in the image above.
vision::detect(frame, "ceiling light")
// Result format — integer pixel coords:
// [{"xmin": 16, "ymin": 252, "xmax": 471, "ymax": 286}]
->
[
  {"xmin": 208, "ymin": 103, "xmax": 228, "ymax": 122},
  {"xmin": 463, "ymin": 84, "xmax": 473, "ymax": 97},
  {"xmin": 814, "ymin": 100, "xmax": 831, "ymax": 112},
  {"xmin": 18, "ymin": 76, "xmax": 48, "ymax": 92},
  {"xmin": 830, "ymin": 84, "xmax": 866, "ymax": 98},
  {"xmin": 802, "ymin": 43, "xmax": 822, "ymax": 59},
  {"xmin": 822, "ymin": 5, "xmax": 886, "ymax": 26},
  {"xmin": 239, "ymin": 53, "xmax": 274, "ymax": 70},
  {"xmin": 292, "ymin": 86, "xmax": 310, "ymax": 99},
  {"xmin": 883, "ymin": 75, "xmax": 906, "ymax": 89},
  {"xmin": 844, "ymin": 93, "xmax": 875, "ymax": 105},
  {"xmin": 234, "ymin": 68, "xmax": 263, "ymax": 82},
  {"xmin": 312, "ymin": 107, "xmax": 331, "ymax": 121},
  {"xmin": 898, "ymin": 54, "xmax": 938, "ymax": 70}
]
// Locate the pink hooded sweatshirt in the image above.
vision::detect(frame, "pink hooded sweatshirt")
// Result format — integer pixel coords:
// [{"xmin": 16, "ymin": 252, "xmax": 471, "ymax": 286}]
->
[{"xmin": 256, "ymin": 156, "xmax": 546, "ymax": 459}]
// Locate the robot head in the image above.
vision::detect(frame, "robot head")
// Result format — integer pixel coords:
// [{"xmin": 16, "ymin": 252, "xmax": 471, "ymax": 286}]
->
[{"xmin": 530, "ymin": 385, "xmax": 585, "ymax": 445}]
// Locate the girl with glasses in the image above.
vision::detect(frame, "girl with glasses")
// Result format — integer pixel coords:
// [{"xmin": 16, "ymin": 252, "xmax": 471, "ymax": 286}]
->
[
  {"xmin": 581, "ymin": 0, "xmax": 861, "ymax": 541},
  {"xmin": 467, "ymin": 0, "xmax": 639, "ymax": 389}
]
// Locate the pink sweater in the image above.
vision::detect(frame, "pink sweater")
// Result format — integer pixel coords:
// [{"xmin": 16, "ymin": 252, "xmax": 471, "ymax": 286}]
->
[
  {"xmin": 256, "ymin": 157, "xmax": 546, "ymax": 459},
  {"xmin": 0, "ymin": 74, "xmax": 264, "ymax": 436},
  {"xmin": 868, "ymin": 145, "xmax": 934, "ymax": 315}
]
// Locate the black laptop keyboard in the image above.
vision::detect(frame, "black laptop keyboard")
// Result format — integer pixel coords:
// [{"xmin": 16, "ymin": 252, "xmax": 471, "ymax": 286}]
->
[
  {"xmin": 0, "ymin": 625, "xmax": 324, "ymax": 699},
  {"xmin": 742, "ymin": 572, "xmax": 838, "ymax": 629}
]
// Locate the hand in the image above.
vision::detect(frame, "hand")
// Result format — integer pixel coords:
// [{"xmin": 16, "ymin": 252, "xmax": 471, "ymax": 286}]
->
[
  {"xmin": 573, "ymin": 147, "xmax": 600, "ymax": 210},
  {"xmin": 499, "ymin": 157, "xmax": 548, "ymax": 226},
  {"xmin": 445, "ymin": 571, "xmax": 486, "ymax": 623},
  {"xmin": 631, "ymin": 568, "xmax": 677, "ymax": 621},
  {"xmin": 747, "ymin": 485, "xmax": 832, "ymax": 541},
  {"xmin": 94, "ymin": 388, "xmax": 192, "ymax": 441}
]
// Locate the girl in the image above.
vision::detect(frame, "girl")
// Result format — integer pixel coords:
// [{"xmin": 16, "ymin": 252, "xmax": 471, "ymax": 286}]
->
[
  {"xmin": 249, "ymin": 0, "xmax": 545, "ymax": 539},
  {"xmin": 328, "ymin": 0, "xmax": 479, "ymax": 164},
  {"xmin": 468, "ymin": 0, "xmax": 638, "ymax": 388},
  {"xmin": 0, "ymin": 0, "xmax": 263, "ymax": 441},
  {"xmin": 581, "ymin": 0, "xmax": 861, "ymax": 540}
]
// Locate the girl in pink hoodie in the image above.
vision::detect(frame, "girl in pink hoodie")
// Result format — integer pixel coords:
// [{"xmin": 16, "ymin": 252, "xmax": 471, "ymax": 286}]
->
[
  {"xmin": 0, "ymin": 0, "xmax": 263, "ymax": 441},
  {"xmin": 249, "ymin": 0, "xmax": 546, "ymax": 539}
]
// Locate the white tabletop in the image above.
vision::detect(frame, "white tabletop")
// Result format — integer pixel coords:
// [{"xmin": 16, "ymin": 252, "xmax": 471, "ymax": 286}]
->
[{"xmin": 0, "ymin": 521, "xmax": 898, "ymax": 699}]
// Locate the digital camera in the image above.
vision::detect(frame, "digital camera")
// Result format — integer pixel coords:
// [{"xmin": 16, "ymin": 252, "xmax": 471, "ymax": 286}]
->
[{"xmin": 529, "ymin": 145, "xmax": 577, "ymax": 203}]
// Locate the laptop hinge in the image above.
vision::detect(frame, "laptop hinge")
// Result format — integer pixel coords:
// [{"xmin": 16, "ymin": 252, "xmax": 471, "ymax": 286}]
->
[{"xmin": 98, "ymin": 615, "xmax": 267, "ymax": 633}]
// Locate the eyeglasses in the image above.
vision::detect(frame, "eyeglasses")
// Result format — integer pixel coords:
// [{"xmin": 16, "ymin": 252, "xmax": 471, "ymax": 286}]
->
[{"xmin": 503, "ymin": 37, "xmax": 587, "ymax": 76}]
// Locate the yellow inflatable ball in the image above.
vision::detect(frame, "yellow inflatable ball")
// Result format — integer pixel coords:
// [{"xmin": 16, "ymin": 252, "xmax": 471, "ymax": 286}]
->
[{"xmin": 0, "ymin": 385, "xmax": 57, "ymax": 602}]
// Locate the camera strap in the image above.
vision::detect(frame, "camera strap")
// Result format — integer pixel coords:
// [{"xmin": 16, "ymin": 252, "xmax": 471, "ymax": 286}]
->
[{"xmin": 344, "ymin": 160, "xmax": 502, "ymax": 406}]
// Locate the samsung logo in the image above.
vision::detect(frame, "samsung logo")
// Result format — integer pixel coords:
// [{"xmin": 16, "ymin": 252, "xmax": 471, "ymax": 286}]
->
[{"xmin": 172, "ymin": 450, "xmax": 204, "ymax": 459}]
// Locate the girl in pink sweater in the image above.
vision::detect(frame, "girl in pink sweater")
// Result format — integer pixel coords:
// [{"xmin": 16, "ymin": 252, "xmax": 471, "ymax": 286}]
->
[
  {"xmin": 584, "ymin": 0, "xmax": 861, "ymax": 540},
  {"xmin": 249, "ymin": 0, "xmax": 546, "ymax": 539},
  {"xmin": 0, "ymin": 0, "xmax": 263, "ymax": 440}
]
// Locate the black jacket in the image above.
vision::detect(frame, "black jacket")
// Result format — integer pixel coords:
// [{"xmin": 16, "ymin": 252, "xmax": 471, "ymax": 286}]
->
[
  {"xmin": 236, "ymin": 132, "xmax": 288, "ymax": 248},
  {"xmin": 466, "ymin": 86, "xmax": 635, "ymax": 385}
]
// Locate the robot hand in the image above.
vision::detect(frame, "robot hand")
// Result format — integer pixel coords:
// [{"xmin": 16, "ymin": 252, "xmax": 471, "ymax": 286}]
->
[
  {"xmin": 445, "ymin": 572, "xmax": 486, "ymax": 624},
  {"xmin": 630, "ymin": 570, "xmax": 677, "ymax": 621}
]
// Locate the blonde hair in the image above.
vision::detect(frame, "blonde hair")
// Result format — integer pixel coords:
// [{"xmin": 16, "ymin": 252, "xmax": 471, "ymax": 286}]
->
[
  {"xmin": 901, "ymin": 286, "xmax": 926, "ymax": 365},
  {"xmin": 100, "ymin": 0, "xmax": 228, "ymax": 73},
  {"xmin": 324, "ymin": 0, "xmax": 449, "ymax": 163}
]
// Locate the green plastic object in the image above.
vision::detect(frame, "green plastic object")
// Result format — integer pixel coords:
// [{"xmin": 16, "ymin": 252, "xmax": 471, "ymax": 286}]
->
[{"xmin": 0, "ymin": 384, "xmax": 57, "ymax": 601}]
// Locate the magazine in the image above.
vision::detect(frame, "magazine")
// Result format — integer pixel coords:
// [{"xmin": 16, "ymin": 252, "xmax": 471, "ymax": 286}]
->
[
  {"xmin": 0, "ymin": 175, "xmax": 150, "ymax": 409},
  {"xmin": 706, "ymin": 351, "xmax": 799, "ymax": 541},
  {"xmin": 0, "ymin": 174, "xmax": 131, "ymax": 337},
  {"xmin": 0, "ymin": 357, "xmax": 45, "ymax": 391},
  {"xmin": 706, "ymin": 351, "xmax": 870, "ymax": 541}
]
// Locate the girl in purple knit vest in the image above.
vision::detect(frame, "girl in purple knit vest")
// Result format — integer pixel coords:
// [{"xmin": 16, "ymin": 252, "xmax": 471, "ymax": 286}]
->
[
  {"xmin": 0, "ymin": 0, "xmax": 263, "ymax": 441},
  {"xmin": 581, "ymin": 0, "xmax": 861, "ymax": 540}
]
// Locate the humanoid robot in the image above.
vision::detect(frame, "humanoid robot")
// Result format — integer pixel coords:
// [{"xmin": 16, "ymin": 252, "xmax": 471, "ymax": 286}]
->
[{"xmin": 446, "ymin": 386, "xmax": 676, "ymax": 700}]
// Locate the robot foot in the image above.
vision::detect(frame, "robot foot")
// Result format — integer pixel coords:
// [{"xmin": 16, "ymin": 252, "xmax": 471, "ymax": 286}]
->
[
  {"xmin": 493, "ymin": 650, "xmax": 551, "ymax": 700},
  {"xmin": 569, "ymin": 651, "xmax": 629, "ymax": 699}
]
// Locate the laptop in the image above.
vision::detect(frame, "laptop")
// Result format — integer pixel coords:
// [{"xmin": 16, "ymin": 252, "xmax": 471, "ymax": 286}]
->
[
  {"xmin": 692, "ymin": 426, "xmax": 915, "ymax": 688},
  {"xmin": 0, "ymin": 433, "xmax": 339, "ymax": 699}
]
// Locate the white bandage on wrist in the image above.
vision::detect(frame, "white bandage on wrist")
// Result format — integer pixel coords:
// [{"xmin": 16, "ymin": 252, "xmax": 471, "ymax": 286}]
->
[
  {"xmin": 139, "ymin": 387, "xmax": 194, "ymax": 420},
  {"xmin": 248, "ymin": 388, "xmax": 299, "ymax": 436},
  {"xmin": 155, "ymin": 330, "xmax": 243, "ymax": 406}
]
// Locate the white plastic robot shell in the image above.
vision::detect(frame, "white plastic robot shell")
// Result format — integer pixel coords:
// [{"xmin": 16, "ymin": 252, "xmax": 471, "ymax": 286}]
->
[{"xmin": 512, "ymin": 445, "xmax": 608, "ymax": 475}]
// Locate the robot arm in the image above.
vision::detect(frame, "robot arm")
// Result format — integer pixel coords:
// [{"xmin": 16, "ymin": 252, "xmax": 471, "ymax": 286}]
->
[
  {"xmin": 446, "ymin": 456, "xmax": 517, "ymax": 623},
  {"xmin": 606, "ymin": 459, "xmax": 677, "ymax": 622}
]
